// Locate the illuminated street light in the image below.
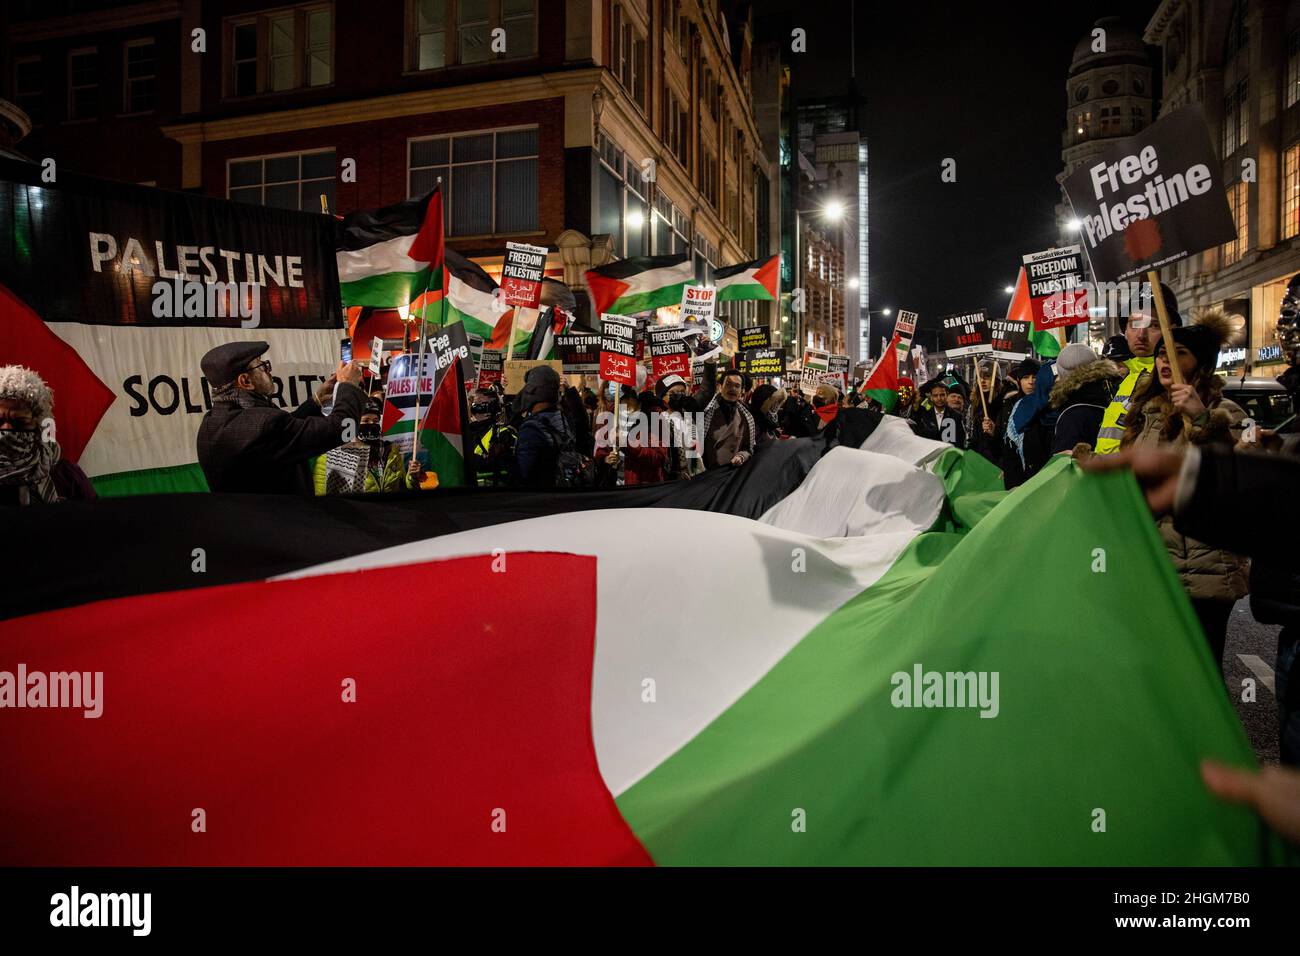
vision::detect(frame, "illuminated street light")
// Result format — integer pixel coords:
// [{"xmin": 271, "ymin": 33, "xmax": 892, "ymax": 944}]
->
[
  {"xmin": 848, "ymin": 277, "xmax": 860, "ymax": 289},
  {"xmin": 883, "ymin": 308, "xmax": 892, "ymax": 316},
  {"xmin": 822, "ymin": 199, "xmax": 845, "ymax": 221},
  {"xmin": 627, "ymin": 209, "xmax": 645, "ymax": 228},
  {"xmin": 1066, "ymin": 218, "xmax": 1082, "ymax": 231},
  {"xmin": 1004, "ymin": 286, "xmax": 1015, "ymax": 294}
]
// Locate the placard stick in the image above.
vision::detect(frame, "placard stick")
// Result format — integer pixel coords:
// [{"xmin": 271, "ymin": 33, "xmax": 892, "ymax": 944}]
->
[
  {"xmin": 975, "ymin": 362, "xmax": 991, "ymax": 422},
  {"xmin": 1147, "ymin": 270, "xmax": 1193, "ymax": 431},
  {"xmin": 988, "ymin": 359, "xmax": 1000, "ymax": 408}
]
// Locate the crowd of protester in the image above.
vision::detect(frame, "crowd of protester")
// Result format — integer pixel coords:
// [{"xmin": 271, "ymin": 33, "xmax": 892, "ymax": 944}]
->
[{"xmin": 4, "ymin": 279, "xmax": 1300, "ymax": 846}]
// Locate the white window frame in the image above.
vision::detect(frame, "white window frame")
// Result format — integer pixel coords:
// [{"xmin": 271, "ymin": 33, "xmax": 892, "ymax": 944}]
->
[
  {"xmin": 406, "ymin": 124, "xmax": 540, "ymax": 237},
  {"xmin": 224, "ymin": 2, "xmax": 334, "ymax": 99},
  {"xmin": 226, "ymin": 147, "xmax": 338, "ymax": 212},
  {"xmin": 122, "ymin": 38, "xmax": 158, "ymax": 114},
  {"xmin": 407, "ymin": 0, "xmax": 538, "ymax": 72},
  {"xmin": 67, "ymin": 46, "xmax": 98, "ymax": 121}
]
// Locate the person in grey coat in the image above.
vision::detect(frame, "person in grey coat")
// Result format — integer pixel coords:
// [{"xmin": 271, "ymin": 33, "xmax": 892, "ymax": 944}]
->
[{"xmin": 197, "ymin": 340, "xmax": 365, "ymax": 494}]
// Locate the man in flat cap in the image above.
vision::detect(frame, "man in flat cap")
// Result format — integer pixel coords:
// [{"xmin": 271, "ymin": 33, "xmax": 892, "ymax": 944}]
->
[{"xmin": 197, "ymin": 340, "xmax": 364, "ymax": 493}]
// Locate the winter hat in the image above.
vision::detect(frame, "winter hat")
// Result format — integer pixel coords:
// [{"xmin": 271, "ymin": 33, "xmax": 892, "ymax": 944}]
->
[
  {"xmin": 1156, "ymin": 309, "xmax": 1234, "ymax": 373},
  {"xmin": 749, "ymin": 384, "xmax": 788, "ymax": 419},
  {"xmin": 0, "ymin": 365, "xmax": 54, "ymax": 421},
  {"xmin": 517, "ymin": 363, "xmax": 561, "ymax": 409},
  {"xmin": 1013, "ymin": 358, "xmax": 1041, "ymax": 379},
  {"xmin": 1055, "ymin": 343, "xmax": 1099, "ymax": 376},
  {"xmin": 813, "ymin": 383, "xmax": 840, "ymax": 406},
  {"xmin": 659, "ymin": 373, "xmax": 688, "ymax": 392}
]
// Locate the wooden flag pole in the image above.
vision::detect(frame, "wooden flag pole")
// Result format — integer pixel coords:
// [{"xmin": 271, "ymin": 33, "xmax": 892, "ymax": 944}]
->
[{"xmin": 1146, "ymin": 270, "xmax": 1193, "ymax": 433}]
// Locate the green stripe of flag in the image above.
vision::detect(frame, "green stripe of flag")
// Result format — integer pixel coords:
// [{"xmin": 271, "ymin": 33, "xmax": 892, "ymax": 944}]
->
[{"xmin": 616, "ymin": 456, "xmax": 1281, "ymax": 865}]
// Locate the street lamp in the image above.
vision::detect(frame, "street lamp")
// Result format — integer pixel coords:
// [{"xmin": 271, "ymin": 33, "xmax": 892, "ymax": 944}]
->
[
  {"xmin": 1066, "ymin": 218, "xmax": 1082, "ymax": 232},
  {"xmin": 848, "ymin": 276, "xmax": 860, "ymax": 289},
  {"xmin": 1003, "ymin": 285, "xmax": 1015, "ymax": 294}
]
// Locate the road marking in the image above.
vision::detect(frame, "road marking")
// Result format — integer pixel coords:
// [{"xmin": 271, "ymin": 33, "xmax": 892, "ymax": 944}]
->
[{"xmin": 1237, "ymin": 654, "xmax": 1276, "ymax": 694}]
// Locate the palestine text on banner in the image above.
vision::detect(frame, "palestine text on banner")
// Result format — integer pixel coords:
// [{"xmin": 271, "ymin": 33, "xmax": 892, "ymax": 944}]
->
[
  {"xmin": 600, "ymin": 313, "xmax": 638, "ymax": 385},
  {"xmin": 501, "ymin": 241, "xmax": 547, "ymax": 309},
  {"xmin": 0, "ymin": 157, "xmax": 341, "ymax": 495},
  {"xmin": 1061, "ymin": 104, "xmax": 1235, "ymax": 283},
  {"xmin": 1022, "ymin": 246, "xmax": 1088, "ymax": 329},
  {"xmin": 585, "ymin": 253, "xmax": 694, "ymax": 316}
]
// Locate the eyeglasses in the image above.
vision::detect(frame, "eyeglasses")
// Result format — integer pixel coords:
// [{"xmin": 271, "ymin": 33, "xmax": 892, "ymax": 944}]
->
[{"xmin": 246, "ymin": 360, "xmax": 272, "ymax": 376}]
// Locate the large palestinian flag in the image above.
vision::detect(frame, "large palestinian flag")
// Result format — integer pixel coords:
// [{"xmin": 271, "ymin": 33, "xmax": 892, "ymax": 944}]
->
[
  {"xmin": 585, "ymin": 253, "xmax": 694, "ymax": 317},
  {"xmin": 860, "ymin": 333, "xmax": 900, "ymax": 411},
  {"xmin": 439, "ymin": 247, "xmax": 511, "ymax": 346},
  {"xmin": 0, "ymin": 426, "xmax": 1289, "ymax": 865},
  {"xmin": 336, "ymin": 189, "xmax": 444, "ymax": 311},
  {"xmin": 0, "ymin": 158, "xmax": 342, "ymax": 497},
  {"xmin": 714, "ymin": 253, "xmax": 779, "ymax": 302}
]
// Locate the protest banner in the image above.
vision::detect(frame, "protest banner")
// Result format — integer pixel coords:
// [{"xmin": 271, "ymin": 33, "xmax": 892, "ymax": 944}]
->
[
  {"xmin": 500, "ymin": 241, "xmax": 547, "ymax": 309},
  {"xmin": 679, "ymin": 285, "xmax": 720, "ymax": 361},
  {"xmin": 600, "ymin": 313, "xmax": 638, "ymax": 385},
  {"xmin": 382, "ymin": 321, "xmax": 472, "ymax": 481},
  {"xmin": 1063, "ymin": 105, "xmax": 1235, "ymax": 387},
  {"xmin": 0, "ymin": 156, "xmax": 341, "ymax": 493},
  {"xmin": 1022, "ymin": 246, "xmax": 1088, "ymax": 329},
  {"xmin": 738, "ymin": 347, "xmax": 785, "ymax": 378},
  {"xmin": 477, "ymin": 348, "xmax": 504, "ymax": 388},
  {"xmin": 827, "ymin": 354, "xmax": 851, "ymax": 392},
  {"xmin": 1062, "ymin": 104, "xmax": 1235, "ymax": 284},
  {"xmin": 649, "ymin": 325, "xmax": 691, "ymax": 381},
  {"xmin": 987, "ymin": 316, "xmax": 1030, "ymax": 360},
  {"xmin": 557, "ymin": 333, "xmax": 601, "ymax": 374},
  {"xmin": 800, "ymin": 348, "xmax": 831, "ymax": 396},
  {"xmin": 893, "ymin": 310, "xmax": 918, "ymax": 350},
  {"xmin": 738, "ymin": 326, "xmax": 773, "ymax": 350},
  {"xmin": 940, "ymin": 310, "xmax": 991, "ymax": 358},
  {"xmin": 503, "ymin": 359, "xmax": 564, "ymax": 395},
  {"xmin": 466, "ymin": 332, "xmax": 485, "ymax": 378}
]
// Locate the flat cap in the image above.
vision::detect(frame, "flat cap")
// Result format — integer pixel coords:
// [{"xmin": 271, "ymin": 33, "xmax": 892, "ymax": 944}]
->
[{"xmin": 201, "ymin": 341, "xmax": 268, "ymax": 389}]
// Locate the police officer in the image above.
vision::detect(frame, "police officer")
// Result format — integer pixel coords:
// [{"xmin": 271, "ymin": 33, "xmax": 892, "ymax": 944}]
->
[
  {"xmin": 197, "ymin": 340, "xmax": 365, "ymax": 493},
  {"xmin": 1094, "ymin": 282, "xmax": 1182, "ymax": 455}
]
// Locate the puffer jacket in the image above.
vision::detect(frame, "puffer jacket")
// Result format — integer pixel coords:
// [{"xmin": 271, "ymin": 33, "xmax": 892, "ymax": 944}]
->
[
  {"xmin": 1048, "ymin": 359, "xmax": 1127, "ymax": 455},
  {"xmin": 1123, "ymin": 381, "xmax": 1249, "ymax": 601}
]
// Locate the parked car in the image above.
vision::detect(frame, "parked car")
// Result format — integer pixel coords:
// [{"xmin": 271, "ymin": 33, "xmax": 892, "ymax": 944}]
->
[{"xmin": 1220, "ymin": 376, "xmax": 1294, "ymax": 428}]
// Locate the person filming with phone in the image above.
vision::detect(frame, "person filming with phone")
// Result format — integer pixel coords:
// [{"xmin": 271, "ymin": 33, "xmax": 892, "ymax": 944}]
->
[{"xmin": 197, "ymin": 340, "xmax": 365, "ymax": 494}]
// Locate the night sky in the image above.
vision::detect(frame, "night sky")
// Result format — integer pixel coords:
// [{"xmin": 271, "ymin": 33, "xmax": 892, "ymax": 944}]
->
[{"xmin": 756, "ymin": 0, "xmax": 1162, "ymax": 351}]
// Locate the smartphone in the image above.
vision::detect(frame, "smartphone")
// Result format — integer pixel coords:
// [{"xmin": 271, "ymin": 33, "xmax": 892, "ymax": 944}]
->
[{"xmin": 340, "ymin": 337, "xmax": 353, "ymax": 364}]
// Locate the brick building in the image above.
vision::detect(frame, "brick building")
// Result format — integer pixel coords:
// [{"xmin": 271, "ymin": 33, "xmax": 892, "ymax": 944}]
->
[{"xmin": 4, "ymin": 0, "xmax": 776, "ymax": 322}]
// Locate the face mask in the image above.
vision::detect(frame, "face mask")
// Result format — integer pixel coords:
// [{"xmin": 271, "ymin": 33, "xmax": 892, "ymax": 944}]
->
[
  {"xmin": 0, "ymin": 428, "xmax": 39, "ymax": 463},
  {"xmin": 358, "ymin": 423, "xmax": 382, "ymax": 442}
]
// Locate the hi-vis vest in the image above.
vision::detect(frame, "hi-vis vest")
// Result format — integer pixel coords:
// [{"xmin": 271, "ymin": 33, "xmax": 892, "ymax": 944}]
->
[{"xmin": 1093, "ymin": 356, "xmax": 1154, "ymax": 455}]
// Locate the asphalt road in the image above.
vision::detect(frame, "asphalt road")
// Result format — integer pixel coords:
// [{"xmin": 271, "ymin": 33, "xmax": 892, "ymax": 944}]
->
[{"xmin": 1223, "ymin": 597, "xmax": 1282, "ymax": 765}]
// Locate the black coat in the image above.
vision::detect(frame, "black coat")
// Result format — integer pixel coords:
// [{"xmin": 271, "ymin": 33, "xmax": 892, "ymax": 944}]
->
[
  {"xmin": 910, "ymin": 404, "xmax": 966, "ymax": 447},
  {"xmin": 197, "ymin": 383, "xmax": 365, "ymax": 494},
  {"xmin": 1175, "ymin": 446, "xmax": 1300, "ymax": 624}
]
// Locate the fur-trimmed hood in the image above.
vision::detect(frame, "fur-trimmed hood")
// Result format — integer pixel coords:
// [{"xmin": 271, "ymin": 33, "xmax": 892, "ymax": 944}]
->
[{"xmin": 1049, "ymin": 359, "xmax": 1127, "ymax": 409}]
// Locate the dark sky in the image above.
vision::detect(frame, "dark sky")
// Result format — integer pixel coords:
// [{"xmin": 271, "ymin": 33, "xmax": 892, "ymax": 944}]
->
[{"xmin": 755, "ymin": 0, "xmax": 1162, "ymax": 350}]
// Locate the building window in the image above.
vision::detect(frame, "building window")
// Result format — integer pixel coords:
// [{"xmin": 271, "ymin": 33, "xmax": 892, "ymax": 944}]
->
[
  {"xmin": 1223, "ymin": 80, "xmax": 1249, "ymax": 157},
  {"xmin": 1285, "ymin": 144, "xmax": 1300, "ymax": 241},
  {"xmin": 664, "ymin": 89, "xmax": 689, "ymax": 168},
  {"xmin": 228, "ymin": 148, "xmax": 337, "ymax": 212},
  {"xmin": 123, "ymin": 39, "xmax": 158, "ymax": 113},
  {"xmin": 1222, "ymin": 180, "xmax": 1249, "ymax": 266},
  {"xmin": 1225, "ymin": 0, "xmax": 1248, "ymax": 59},
  {"xmin": 651, "ymin": 191, "xmax": 689, "ymax": 256},
  {"xmin": 611, "ymin": 3, "xmax": 647, "ymax": 113},
  {"xmin": 410, "ymin": 0, "xmax": 535, "ymax": 69},
  {"xmin": 68, "ymin": 48, "xmax": 98, "ymax": 121},
  {"xmin": 1289, "ymin": 31, "xmax": 1300, "ymax": 110},
  {"xmin": 408, "ymin": 126, "xmax": 538, "ymax": 236},
  {"xmin": 595, "ymin": 132, "xmax": 648, "ymax": 258},
  {"xmin": 14, "ymin": 56, "xmax": 42, "ymax": 126},
  {"xmin": 225, "ymin": 3, "xmax": 333, "ymax": 98}
]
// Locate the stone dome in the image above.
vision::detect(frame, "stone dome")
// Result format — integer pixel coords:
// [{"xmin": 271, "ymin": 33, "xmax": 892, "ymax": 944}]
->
[{"xmin": 1070, "ymin": 16, "xmax": 1148, "ymax": 75}]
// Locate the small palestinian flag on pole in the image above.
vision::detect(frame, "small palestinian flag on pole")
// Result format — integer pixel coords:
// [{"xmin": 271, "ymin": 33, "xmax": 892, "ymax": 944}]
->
[
  {"xmin": 714, "ymin": 253, "xmax": 779, "ymax": 302},
  {"xmin": 1009, "ymin": 266, "xmax": 1062, "ymax": 359},
  {"xmin": 860, "ymin": 333, "xmax": 901, "ymax": 411},
  {"xmin": 440, "ymin": 248, "xmax": 512, "ymax": 346},
  {"xmin": 585, "ymin": 253, "xmax": 693, "ymax": 316},
  {"xmin": 336, "ymin": 189, "xmax": 444, "ymax": 310}
]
